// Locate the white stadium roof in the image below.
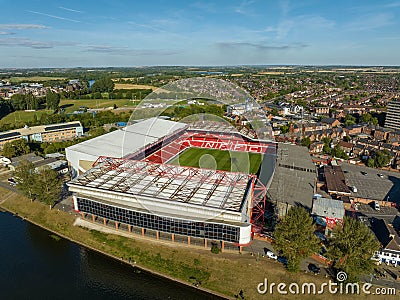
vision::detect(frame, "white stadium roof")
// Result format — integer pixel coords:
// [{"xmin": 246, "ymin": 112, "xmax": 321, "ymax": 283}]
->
[{"xmin": 66, "ymin": 117, "xmax": 187, "ymax": 174}]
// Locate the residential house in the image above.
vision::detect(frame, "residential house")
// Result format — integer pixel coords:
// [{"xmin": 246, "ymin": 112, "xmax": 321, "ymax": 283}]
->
[
  {"xmin": 374, "ymin": 127, "xmax": 392, "ymax": 141},
  {"xmin": 338, "ymin": 141, "xmax": 353, "ymax": 156},
  {"xmin": 321, "ymin": 117, "xmax": 340, "ymax": 128},
  {"xmin": 370, "ymin": 218, "xmax": 400, "ymax": 266}
]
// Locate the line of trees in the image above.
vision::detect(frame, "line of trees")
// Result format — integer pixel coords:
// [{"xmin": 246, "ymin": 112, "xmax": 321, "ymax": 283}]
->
[
  {"xmin": 273, "ymin": 207, "xmax": 379, "ymax": 282},
  {"xmin": 90, "ymin": 78, "xmax": 115, "ymax": 93}
]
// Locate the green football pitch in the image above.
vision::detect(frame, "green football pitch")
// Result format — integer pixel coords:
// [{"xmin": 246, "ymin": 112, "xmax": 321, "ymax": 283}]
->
[{"xmin": 168, "ymin": 147, "xmax": 263, "ymax": 174}]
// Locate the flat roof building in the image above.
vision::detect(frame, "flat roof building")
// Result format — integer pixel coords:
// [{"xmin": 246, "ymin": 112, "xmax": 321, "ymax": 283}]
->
[
  {"xmin": 0, "ymin": 121, "xmax": 83, "ymax": 151},
  {"xmin": 324, "ymin": 165, "xmax": 351, "ymax": 196},
  {"xmin": 268, "ymin": 143, "xmax": 316, "ymax": 217},
  {"xmin": 312, "ymin": 197, "xmax": 344, "ymax": 229},
  {"xmin": 66, "ymin": 118, "xmax": 188, "ymax": 177}
]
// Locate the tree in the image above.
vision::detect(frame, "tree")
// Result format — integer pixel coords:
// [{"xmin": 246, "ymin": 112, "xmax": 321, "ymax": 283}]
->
[
  {"xmin": 91, "ymin": 78, "xmax": 115, "ymax": 93},
  {"xmin": 368, "ymin": 150, "xmax": 391, "ymax": 168},
  {"xmin": 270, "ymin": 108, "xmax": 279, "ymax": 116},
  {"xmin": 344, "ymin": 114, "xmax": 356, "ymax": 127},
  {"xmin": 2, "ymin": 139, "xmax": 30, "ymax": 158},
  {"xmin": 46, "ymin": 90, "xmax": 61, "ymax": 110},
  {"xmin": 280, "ymin": 125, "xmax": 289, "ymax": 134},
  {"xmin": 273, "ymin": 207, "xmax": 321, "ymax": 272},
  {"xmin": 88, "ymin": 126, "xmax": 107, "ymax": 137},
  {"xmin": 33, "ymin": 167, "xmax": 62, "ymax": 209},
  {"xmin": 301, "ymin": 137, "xmax": 311, "ymax": 148},
  {"xmin": 331, "ymin": 145, "xmax": 348, "ymax": 159},
  {"xmin": 326, "ymin": 217, "xmax": 380, "ymax": 282},
  {"xmin": 360, "ymin": 113, "xmax": 378, "ymax": 125},
  {"xmin": 14, "ymin": 159, "xmax": 37, "ymax": 200}
]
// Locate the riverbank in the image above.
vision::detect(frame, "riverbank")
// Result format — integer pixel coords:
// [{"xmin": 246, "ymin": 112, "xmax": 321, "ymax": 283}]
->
[{"xmin": 0, "ymin": 187, "xmax": 393, "ymax": 300}]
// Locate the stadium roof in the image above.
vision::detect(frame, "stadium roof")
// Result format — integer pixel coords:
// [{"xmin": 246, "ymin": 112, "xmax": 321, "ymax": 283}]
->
[
  {"xmin": 68, "ymin": 158, "xmax": 254, "ymax": 218},
  {"xmin": 67, "ymin": 118, "xmax": 187, "ymax": 159}
]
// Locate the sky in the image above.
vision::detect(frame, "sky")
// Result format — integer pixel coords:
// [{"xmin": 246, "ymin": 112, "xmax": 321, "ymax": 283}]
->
[{"xmin": 0, "ymin": 0, "xmax": 399, "ymax": 67}]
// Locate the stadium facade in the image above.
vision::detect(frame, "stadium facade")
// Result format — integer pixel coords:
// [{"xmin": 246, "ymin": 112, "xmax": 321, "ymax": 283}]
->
[{"xmin": 67, "ymin": 117, "xmax": 276, "ymax": 247}]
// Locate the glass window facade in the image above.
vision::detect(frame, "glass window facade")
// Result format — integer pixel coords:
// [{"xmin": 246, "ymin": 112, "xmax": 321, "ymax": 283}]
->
[{"xmin": 77, "ymin": 197, "xmax": 240, "ymax": 243}]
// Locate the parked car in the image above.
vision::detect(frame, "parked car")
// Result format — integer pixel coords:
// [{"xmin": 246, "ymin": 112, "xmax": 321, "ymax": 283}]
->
[
  {"xmin": 378, "ymin": 173, "xmax": 384, "ymax": 178},
  {"xmin": 361, "ymin": 171, "xmax": 368, "ymax": 176},
  {"xmin": 277, "ymin": 256, "xmax": 288, "ymax": 265},
  {"xmin": 308, "ymin": 263, "xmax": 321, "ymax": 274},
  {"xmin": 7, "ymin": 178, "xmax": 17, "ymax": 186},
  {"xmin": 374, "ymin": 201, "xmax": 380, "ymax": 211},
  {"xmin": 264, "ymin": 250, "xmax": 277, "ymax": 260}
]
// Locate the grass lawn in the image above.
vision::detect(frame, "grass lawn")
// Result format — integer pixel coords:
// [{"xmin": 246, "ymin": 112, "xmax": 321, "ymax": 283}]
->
[
  {"xmin": 59, "ymin": 98, "xmax": 135, "ymax": 113},
  {"xmin": 7, "ymin": 76, "xmax": 66, "ymax": 83},
  {"xmin": 0, "ymin": 110, "xmax": 53, "ymax": 125},
  {"xmin": 168, "ymin": 148, "xmax": 263, "ymax": 174}
]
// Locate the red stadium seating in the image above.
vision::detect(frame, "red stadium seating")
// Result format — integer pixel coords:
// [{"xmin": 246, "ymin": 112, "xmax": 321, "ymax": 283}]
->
[{"xmin": 145, "ymin": 131, "xmax": 275, "ymax": 163}]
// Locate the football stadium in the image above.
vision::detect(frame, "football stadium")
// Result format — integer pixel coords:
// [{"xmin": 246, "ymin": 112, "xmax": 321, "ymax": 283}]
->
[{"xmin": 67, "ymin": 117, "xmax": 276, "ymax": 250}]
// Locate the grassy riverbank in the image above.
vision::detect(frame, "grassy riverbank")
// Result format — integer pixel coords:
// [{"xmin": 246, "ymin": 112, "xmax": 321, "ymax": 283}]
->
[{"xmin": 0, "ymin": 187, "xmax": 395, "ymax": 300}]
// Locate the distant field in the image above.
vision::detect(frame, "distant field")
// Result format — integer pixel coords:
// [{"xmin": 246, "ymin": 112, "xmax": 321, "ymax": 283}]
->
[
  {"xmin": 168, "ymin": 148, "xmax": 263, "ymax": 174},
  {"xmin": 7, "ymin": 76, "xmax": 66, "ymax": 83},
  {"xmin": 114, "ymin": 83, "xmax": 156, "ymax": 90},
  {"xmin": 59, "ymin": 99, "xmax": 135, "ymax": 113},
  {"xmin": 0, "ymin": 99, "xmax": 136, "ymax": 125},
  {"xmin": 0, "ymin": 110, "xmax": 53, "ymax": 125}
]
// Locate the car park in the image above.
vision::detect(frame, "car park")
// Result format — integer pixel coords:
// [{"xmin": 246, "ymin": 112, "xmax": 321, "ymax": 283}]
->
[{"xmin": 308, "ymin": 263, "xmax": 320, "ymax": 274}]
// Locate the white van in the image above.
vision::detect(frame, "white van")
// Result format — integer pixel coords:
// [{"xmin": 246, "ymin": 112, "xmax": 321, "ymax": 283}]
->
[{"xmin": 374, "ymin": 201, "xmax": 380, "ymax": 211}]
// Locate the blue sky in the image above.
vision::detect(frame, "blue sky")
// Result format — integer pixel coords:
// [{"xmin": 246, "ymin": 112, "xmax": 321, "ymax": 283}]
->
[{"xmin": 0, "ymin": 0, "xmax": 399, "ymax": 67}]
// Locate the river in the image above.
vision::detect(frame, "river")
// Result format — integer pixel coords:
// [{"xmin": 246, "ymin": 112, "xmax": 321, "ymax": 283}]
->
[{"xmin": 0, "ymin": 211, "xmax": 223, "ymax": 299}]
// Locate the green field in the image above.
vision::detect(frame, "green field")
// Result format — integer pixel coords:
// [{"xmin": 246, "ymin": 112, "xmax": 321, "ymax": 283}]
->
[
  {"xmin": 168, "ymin": 148, "xmax": 263, "ymax": 174},
  {"xmin": 0, "ymin": 110, "xmax": 53, "ymax": 125},
  {"xmin": 59, "ymin": 98, "xmax": 135, "ymax": 113}
]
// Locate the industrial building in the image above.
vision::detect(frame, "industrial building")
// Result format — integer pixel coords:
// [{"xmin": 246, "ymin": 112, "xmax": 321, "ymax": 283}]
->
[
  {"xmin": 66, "ymin": 117, "xmax": 276, "ymax": 248},
  {"xmin": 268, "ymin": 143, "xmax": 317, "ymax": 217}
]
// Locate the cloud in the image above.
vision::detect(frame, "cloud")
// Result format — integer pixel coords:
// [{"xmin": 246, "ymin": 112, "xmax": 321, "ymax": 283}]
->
[
  {"xmin": 127, "ymin": 21, "xmax": 168, "ymax": 33},
  {"xmin": 84, "ymin": 45, "xmax": 179, "ymax": 56},
  {"xmin": 234, "ymin": 0, "xmax": 257, "ymax": 16},
  {"xmin": 216, "ymin": 41, "xmax": 308, "ymax": 51},
  {"xmin": 0, "ymin": 24, "xmax": 48, "ymax": 30},
  {"xmin": 384, "ymin": 2, "xmax": 400, "ymax": 8},
  {"xmin": 27, "ymin": 10, "xmax": 80, "ymax": 23},
  {"xmin": 346, "ymin": 13, "xmax": 394, "ymax": 31},
  {"xmin": 0, "ymin": 37, "xmax": 76, "ymax": 49},
  {"xmin": 189, "ymin": 2, "xmax": 217, "ymax": 13},
  {"xmin": 59, "ymin": 6, "xmax": 83, "ymax": 13}
]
